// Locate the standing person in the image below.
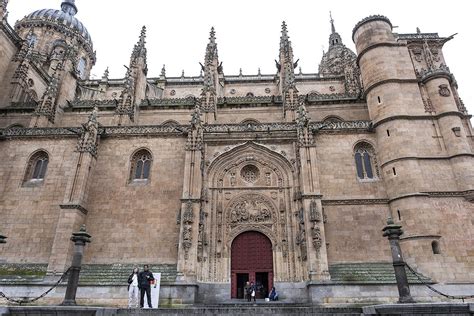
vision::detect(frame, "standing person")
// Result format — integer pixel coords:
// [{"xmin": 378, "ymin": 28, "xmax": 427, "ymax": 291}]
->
[
  {"xmin": 244, "ymin": 281, "xmax": 250, "ymax": 302},
  {"xmin": 127, "ymin": 267, "xmax": 139, "ymax": 308},
  {"xmin": 138, "ymin": 265, "xmax": 155, "ymax": 308},
  {"xmin": 250, "ymin": 282, "xmax": 257, "ymax": 302}
]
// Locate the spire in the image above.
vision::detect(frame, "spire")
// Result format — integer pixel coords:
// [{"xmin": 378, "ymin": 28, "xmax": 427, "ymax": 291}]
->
[
  {"xmin": 278, "ymin": 21, "xmax": 297, "ymax": 90},
  {"xmin": 61, "ymin": 0, "xmax": 78, "ymax": 16},
  {"xmin": 328, "ymin": 12, "xmax": 342, "ymax": 47},
  {"xmin": 277, "ymin": 21, "xmax": 299, "ymax": 120},
  {"xmin": 205, "ymin": 27, "xmax": 218, "ymax": 64},
  {"xmin": 330, "ymin": 11, "xmax": 336, "ymax": 34},
  {"xmin": 280, "ymin": 21, "xmax": 290, "ymax": 49},
  {"xmin": 131, "ymin": 26, "xmax": 147, "ymax": 64}
]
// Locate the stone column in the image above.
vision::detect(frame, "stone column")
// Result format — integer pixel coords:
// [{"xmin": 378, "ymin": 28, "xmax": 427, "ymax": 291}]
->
[
  {"xmin": 300, "ymin": 145, "xmax": 330, "ymax": 281},
  {"xmin": 296, "ymin": 101, "xmax": 330, "ymax": 281},
  {"xmin": 177, "ymin": 115, "xmax": 203, "ymax": 282},
  {"xmin": 382, "ymin": 217, "xmax": 415, "ymax": 303},
  {"xmin": 47, "ymin": 109, "xmax": 99, "ymax": 275},
  {"xmin": 61, "ymin": 225, "xmax": 91, "ymax": 306}
]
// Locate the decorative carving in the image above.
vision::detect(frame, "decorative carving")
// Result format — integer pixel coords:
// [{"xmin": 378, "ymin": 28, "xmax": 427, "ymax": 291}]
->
[
  {"xmin": 241, "ymin": 164, "xmax": 260, "ymax": 183},
  {"xmin": 438, "ymin": 84, "xmax": 451, "ymax": 97},
  {"xmin": 182, "ymin": 223, "xmax": 192, "ymax": 260},
  {"xmin": 230, "ymin": 171, "xmax": 236, "ymax": 186},
  {"xmin": 410, "ymin": 47, "xmax": 423, "ymax": 62},
  {"xmin": 228, "ymin": 194, "xmax": 274, "ymax": 226},
  {"xmin": 311, "ymin": 225, "xmax": 322, "ymax": 252},
  {"xmin": 35, "ymin": 67, "xmax": 61, "ymax": 123},
  {"xmin": 76, "ymin": 107, "xmax": 99, "ymax": 157},
  {"xmin": 309, "ymin": 200, "xmax": 321, "ymax": 222},
  {"xmin": 181, "ymin": 200, "xmax": 195, "ymax": 260}
]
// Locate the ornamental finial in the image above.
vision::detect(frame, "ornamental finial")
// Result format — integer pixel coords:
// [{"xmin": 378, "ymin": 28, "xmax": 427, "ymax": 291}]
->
[{"xmin": 61, "ymin": 0, "xmax": 77, "ymax": 16}]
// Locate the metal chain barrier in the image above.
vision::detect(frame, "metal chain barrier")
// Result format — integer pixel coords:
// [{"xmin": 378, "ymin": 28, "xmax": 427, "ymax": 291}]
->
[
  {"xmin": 405, "ymin": 263, "xmax": 474, "ymax": 302},
  {"xmin": 0, "ymin": 267, "xmax": 70, "ymax": 305}
]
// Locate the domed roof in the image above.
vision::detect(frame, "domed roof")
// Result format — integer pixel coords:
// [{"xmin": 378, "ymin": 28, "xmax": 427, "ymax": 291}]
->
[{"xmin": 16, "ymin": 1, "xmax": 93, "ymax": 53}]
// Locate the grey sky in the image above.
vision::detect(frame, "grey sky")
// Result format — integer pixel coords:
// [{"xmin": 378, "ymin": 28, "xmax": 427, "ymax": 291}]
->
[{"xmin": 6, "ymin": 0, "xmax": 474, "ymax": 118}]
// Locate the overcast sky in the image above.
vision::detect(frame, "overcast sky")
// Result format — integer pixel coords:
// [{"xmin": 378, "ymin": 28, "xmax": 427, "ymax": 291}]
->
[{"xmin": 6, "ymin": 0, "xmax": 474, "ymax": 118}]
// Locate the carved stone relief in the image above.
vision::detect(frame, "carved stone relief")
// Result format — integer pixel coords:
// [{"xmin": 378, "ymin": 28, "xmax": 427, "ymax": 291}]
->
[
  {"xmin": 227, "ymin": 194, "xmax": 274, "ymax": 226},
  {"xmin": 438, "ymin": 84, "xmax": 451, "ymax": 97}
]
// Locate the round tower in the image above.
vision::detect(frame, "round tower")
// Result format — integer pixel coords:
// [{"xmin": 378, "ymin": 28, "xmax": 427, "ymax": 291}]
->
[
  {"xmin": 353, "ymin": 15, "xmax": 474, "ymax": 283},
  {"xmin": 353, "ymin": 15, "xmax": 472, "ymax": 194},
  {"xmin": 352, "ymin": 16, "xmax": 427, "ymax": 199}
]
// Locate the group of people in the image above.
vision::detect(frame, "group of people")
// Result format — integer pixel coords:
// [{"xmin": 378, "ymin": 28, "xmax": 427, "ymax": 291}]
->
[
  {"xmin": 127, "ymin": 265, "xmax": 155, "ymax": 309},
  {"xmin": 243, "ymin": 281, "xmax": 278, "ymax": 302}
]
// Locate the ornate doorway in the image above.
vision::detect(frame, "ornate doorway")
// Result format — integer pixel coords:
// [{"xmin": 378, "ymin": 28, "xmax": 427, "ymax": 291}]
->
[{"xmin": 231, "ymin": 231, "xmax": 273, "ymax": 299}]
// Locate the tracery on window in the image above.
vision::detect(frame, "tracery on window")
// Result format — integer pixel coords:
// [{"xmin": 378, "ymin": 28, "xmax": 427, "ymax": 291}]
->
[
  {"xmin": 130, "ymin": 149, "xmax": 152, "ymax": 182},
  {"xmin": 24, "ymin": 151, "xmax": 49, "ymax": 184},
  {"xmin": 354, "ymin": 142, "xmax": 379, "ymax": 180}
]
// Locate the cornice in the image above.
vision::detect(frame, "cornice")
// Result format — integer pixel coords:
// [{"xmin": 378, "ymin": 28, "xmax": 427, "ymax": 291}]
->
[
  {"xmin": 322, "ymin": 198, "xmax": 389, "ymax": 205},
  {"xmin": 387, "ymin": 190, "xmax": 474, "ymax": 203},
  {"xmin": 363, "ymin": 78, "xmax": 418, "ymax": 98},
  {"xmin": 352, "ymin": 15, "xmax": 393, "ymax": 42},
  {"xmin": 356, "ymin": 42, "xmax": 404, "ymax": 65},
  {"xmin": 372, "ymin": 111, "xmax": 469, "ymax": 128},
  {"xmin": 380, "ymin": 153, "xmax": 474, "ymax": 168},
  {"xmin": 59, "ymin": 204, "xmax": 88, "ymax": 215},
  {"xmin": 0, "ymin": 20, "xmax": 22, "ymax": 48}
]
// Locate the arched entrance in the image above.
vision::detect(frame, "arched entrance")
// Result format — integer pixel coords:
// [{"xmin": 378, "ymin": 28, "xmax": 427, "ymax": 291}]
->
[{"xmin": 231, "ymin": 231, "xmax": 273, "ymax": 299}]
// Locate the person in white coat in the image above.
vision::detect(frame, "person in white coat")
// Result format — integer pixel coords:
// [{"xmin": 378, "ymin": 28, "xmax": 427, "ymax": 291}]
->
[{"xmin": 127, "ymin": 267, "xmax": 140, "ymax": 308}]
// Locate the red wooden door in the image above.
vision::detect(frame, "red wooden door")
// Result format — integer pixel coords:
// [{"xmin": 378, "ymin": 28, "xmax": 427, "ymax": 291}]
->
[{"xmin": 231, "ymin": 231, "xmax": 273, "ymax": 298}]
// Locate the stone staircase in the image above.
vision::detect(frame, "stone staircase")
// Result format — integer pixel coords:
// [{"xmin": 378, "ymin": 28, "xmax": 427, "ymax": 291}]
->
[
  {"xmin": 79, "ymin": 264, "xmax": 178, "ymax": 285},
  {"xmin": 119, "ymin": 304, "xmax": 364, "ymax": 315}
]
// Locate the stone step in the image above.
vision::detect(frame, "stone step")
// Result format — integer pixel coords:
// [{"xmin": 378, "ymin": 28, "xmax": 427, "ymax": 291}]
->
[{"xmin": 116, "ymin": 306, "xmax": 363, "ymax": 315}]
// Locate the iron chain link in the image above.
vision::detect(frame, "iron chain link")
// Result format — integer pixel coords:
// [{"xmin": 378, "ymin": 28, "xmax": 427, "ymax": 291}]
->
[{"xmin": 0, "ymin": 267, "xmax": 70, "ymax": 305}]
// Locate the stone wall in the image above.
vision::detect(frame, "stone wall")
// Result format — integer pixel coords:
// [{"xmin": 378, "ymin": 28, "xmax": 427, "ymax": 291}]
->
[
  {"xmin": 83, "ymin": 136, "xmax": 186, "ymax": 265},
  {"xmin": 0, "ymin": 138, "xmax": 77, "ymax": 263}
]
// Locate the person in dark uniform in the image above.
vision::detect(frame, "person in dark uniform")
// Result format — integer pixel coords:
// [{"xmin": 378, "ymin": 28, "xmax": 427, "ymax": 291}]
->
[{"xmin": 138, "ymin": 265, "xmax": 155, "ymax": 308}]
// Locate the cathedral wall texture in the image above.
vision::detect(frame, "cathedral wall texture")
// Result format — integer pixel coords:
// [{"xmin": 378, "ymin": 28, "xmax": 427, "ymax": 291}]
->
[
  {"xmin": 0, "ymin": 138, "xmax": 77, "ymax": 263},
  {"xmin": 324, "ymin": 204, "xmax": 392, "ymax": 263},
  {"xmin": 316, "ymin": 133, "xmax": 386, "ymax": 198},
  {"xmin": 82, "ymin": 136, "xmax": 186, "ymax": 264},
  {"xmin": 394, "ymin": 196, "xmax": 474, "ymax": 283}
]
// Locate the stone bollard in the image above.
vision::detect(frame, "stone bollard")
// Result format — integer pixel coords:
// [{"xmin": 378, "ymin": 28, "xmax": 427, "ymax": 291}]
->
[
  {"xmin": 0, "ymin": 234, "xmax": 6, "ymax": 244},
  {"xmin": 61, "ymin": 225, "xmax": 91, "ymax": 306},
  {"xmin": 382, "ymin": 217, "xmax": 415, "ymax": 303}
]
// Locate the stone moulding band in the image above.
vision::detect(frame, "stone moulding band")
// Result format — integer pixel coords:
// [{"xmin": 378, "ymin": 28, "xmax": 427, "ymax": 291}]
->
[
  {"xmin": 355, "ymin": 42, "xmax": 404, "ymax": 65},
  {"xmin": 363, "ymin": 78, "xmax": 419, "ymax": 98},
  {"xmin": 372, "ymin": 111, "xmax": 470, "ymax": 128},
  {"xmin": 380, "ymin": 153, "xmax": 474, "ymax": 168},
  {"xmin": 59, "ymin": 204, "xmax": 88, "ymax": 215},
  {"xmin": 322, "ymin": 199, "xmax": 389, "ymax": 205},
  {"xmin": 0, "ymin": 121, "xmax": 372, "ymax": 138},
  {"xmin": 400, "ymin": 234, "xmax": 441, "ymax": 241}
]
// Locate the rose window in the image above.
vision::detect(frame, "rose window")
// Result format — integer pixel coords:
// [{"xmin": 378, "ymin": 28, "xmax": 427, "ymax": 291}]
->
[{"xmin": 241, "ymin": 165, "xmax": 260, "ymax": 183}]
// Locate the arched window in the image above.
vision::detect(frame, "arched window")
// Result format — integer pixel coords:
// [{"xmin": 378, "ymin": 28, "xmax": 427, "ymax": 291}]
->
[
  {"xmin": 130, "ymin": 149, "xmax": 152, "ymax": 182},
  {"xmin": 24, "ymin": 151, "xmax": 49, "ymax": 184},
  {"xmin": 77, "ymin": 57, "xmax": 87, "ymax": 80},
  {"xmin": 354, "ymin": 142, "xmax": 379, "ymax": 180},
  {"xmin": 431, "ymin": 240, "xmax": 441, "ymax": 254}
]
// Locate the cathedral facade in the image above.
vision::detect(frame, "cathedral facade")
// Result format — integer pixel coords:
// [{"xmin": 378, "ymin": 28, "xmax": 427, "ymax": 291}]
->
[{"xmin": 0, "ymin": 0, "xmax": 473, "ymax": 305}]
